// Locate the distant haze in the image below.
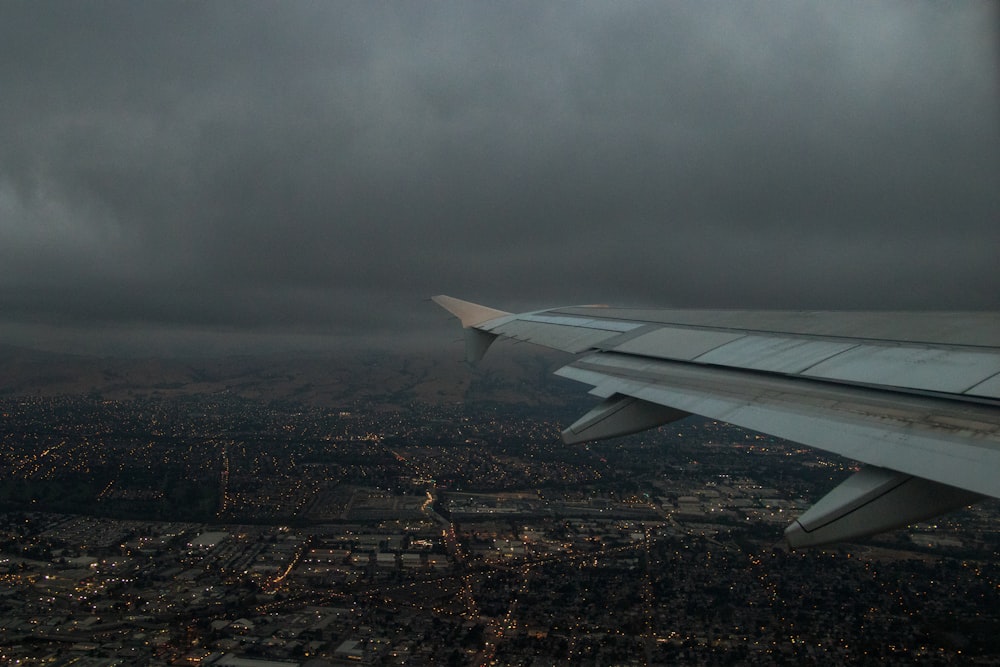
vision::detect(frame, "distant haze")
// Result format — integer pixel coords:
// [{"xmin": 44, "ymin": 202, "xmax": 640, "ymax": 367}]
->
[{"xmin": 1, "ymin": 2, "xmax": 997, "ymax": 356}]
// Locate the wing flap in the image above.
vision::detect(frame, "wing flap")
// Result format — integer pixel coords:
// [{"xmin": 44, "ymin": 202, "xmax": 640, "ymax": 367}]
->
[
  {"xmin": 556, "ymin": 352, "xmax": 1000, "ymax": 499},
  {"xmin": 802, "ymin": 345, "xmax": 1000, "ymax": 397}
]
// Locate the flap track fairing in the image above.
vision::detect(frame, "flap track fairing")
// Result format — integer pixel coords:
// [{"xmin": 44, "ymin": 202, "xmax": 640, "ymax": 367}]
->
[
  {"xmin": 562, "ymin": 394, "xmax": 689, "ymax": 445},
  {"xmin": 784, "ymin": 465, "xmax": 982, "ymax": 548}
]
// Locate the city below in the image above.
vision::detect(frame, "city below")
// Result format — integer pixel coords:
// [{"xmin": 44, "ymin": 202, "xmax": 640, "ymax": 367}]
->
[{"xmin": 1, "ymin": 353, "xmax": 999, "ymax": 666}]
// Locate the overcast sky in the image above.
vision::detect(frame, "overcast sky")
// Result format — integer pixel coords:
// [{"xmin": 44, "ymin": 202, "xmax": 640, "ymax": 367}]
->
[{"xmin": 1, "ymin": 2, "xmax": 997, "ymax": 355}]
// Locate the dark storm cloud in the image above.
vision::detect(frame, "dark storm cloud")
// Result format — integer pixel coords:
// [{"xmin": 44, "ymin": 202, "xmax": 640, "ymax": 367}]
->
[{"xmin": 0, "ymin": 2, "xmax": 996, "ymax": 354}]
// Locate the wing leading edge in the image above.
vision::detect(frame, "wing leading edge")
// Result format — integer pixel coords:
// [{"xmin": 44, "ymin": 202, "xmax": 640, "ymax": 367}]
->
[{"xmin": 432, "ymin": 295, "xmax": 1000, "ymax": 548}]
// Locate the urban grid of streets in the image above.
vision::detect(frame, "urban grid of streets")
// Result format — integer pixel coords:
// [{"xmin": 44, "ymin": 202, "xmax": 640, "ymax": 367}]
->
[{"xmin": 1, "ymin": 394, "xmax": 1000, "ymax": 665}]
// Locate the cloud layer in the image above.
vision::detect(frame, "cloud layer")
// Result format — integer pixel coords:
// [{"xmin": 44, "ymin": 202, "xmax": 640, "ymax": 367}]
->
[{"xmin": 1, "ymin": 2, "xmax": 997, "ymax": 354}]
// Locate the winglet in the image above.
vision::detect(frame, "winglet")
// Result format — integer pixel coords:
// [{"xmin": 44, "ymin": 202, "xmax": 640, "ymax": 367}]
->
[
  {"xmin": 432, "ymin": 295, "xmax": 510, "ymax": 364},
  {"xmin": 431, "ymin": 295, "xmax": 510, "ymax": 328}
]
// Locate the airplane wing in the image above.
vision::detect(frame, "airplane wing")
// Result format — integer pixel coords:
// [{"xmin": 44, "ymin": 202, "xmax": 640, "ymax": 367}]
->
[{"xmin": 432, "ymin": 295, "xmax": 1000, "ymax": 548}]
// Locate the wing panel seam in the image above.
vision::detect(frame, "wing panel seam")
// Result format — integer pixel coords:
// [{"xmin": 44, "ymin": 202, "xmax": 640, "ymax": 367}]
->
[
  {"xmin": 794, "ymin": 343, "xmax": 862, "ymax": 374},
  {"xmin": 965, "ymin": 369, "xmax": 1000, "ymax": 397}
]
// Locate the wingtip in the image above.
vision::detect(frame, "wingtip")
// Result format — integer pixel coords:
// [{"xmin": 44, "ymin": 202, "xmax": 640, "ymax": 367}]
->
[{"xmin": 431, "ymin": 295, "xmax": 510, "ymax": 328}]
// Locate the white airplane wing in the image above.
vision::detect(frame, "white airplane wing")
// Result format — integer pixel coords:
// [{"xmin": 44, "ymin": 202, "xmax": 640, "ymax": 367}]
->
[{"xmin": 432, "ymin": 295, "xmax": 1000, "ymax": 547}]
